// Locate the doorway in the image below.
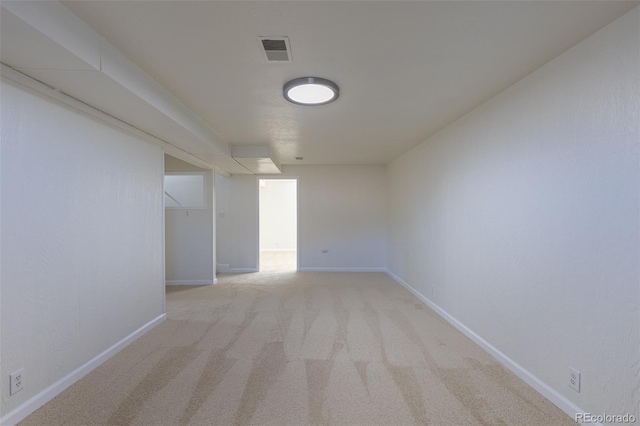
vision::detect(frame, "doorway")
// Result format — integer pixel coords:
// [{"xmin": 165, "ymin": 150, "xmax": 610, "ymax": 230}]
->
[
  {"xmin": 259, "ymin": 178, "xmax": 298, "ymax": 272},
  {"xmin": 163, "ymin": 154, "xmax": 215, "ymax": 286}
]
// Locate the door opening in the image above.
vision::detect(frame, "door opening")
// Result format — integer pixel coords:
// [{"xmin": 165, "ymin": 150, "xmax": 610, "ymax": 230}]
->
[{"xmin": 258, "ymin": 178, "xmax": 298, "ymax": 272}]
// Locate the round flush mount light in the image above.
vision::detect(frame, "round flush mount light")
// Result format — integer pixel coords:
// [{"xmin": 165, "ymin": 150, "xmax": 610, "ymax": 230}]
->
[{"xmin": 283, "ymin": 77, "xmax": 339, "ymax": 106}]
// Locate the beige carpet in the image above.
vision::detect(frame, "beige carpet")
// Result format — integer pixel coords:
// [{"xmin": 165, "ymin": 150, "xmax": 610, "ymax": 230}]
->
[
  {"xmin": 260, "ymin": 251, "xmax": 297, "ymax": 272},
  {"xmin": 22, "ymin": 272, "xmax": 573, "ymax": 425}
]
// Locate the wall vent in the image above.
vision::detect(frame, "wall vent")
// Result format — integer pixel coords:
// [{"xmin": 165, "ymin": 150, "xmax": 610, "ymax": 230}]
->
[{"xmin": 258, "ymin": 36, "xmax": 292, "ymax": 62}]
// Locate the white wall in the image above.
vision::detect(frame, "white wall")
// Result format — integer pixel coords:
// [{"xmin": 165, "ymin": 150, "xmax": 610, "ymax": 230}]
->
[
  {"xmin": 0, "ymin": 79, "xmax": 165, "ymax": 417},
  {"xmin": 215, "ymin": 174, "xmax": 258, "ymax": 272},
  {"xmin": 287, "ymin": 165, "xmax": 387, "ymax": 271},
  {"xmin": 387, "ymin": 8, "xmax": 639, "ymax": 419},
  {"xmin": 216, "ymin": 165, "xmax": 387, "ymax": 272},
  {"xmin": 259, "ymin": 179, "xmax": 297, "ymax": 251},
  {"xmin": 164, "ymin": 155, "xmax": 215, "ymax": 285}
]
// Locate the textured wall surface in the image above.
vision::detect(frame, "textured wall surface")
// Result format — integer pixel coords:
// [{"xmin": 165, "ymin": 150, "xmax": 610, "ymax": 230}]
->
[
  {"xmin": 164, "ymin": 155, "xmax": 214, "ymax": 283},
  {"xmin": 0, "ymin": 79, "xmax": 165, "ymax": 415},
  {"xmin": 387, "ymin": 8, "xmax": 639, "ymax": 418},
  {"xmin": 216, "ymin": 165, "xmax": 387, "ymax": 271},
  {"xmin": 286, "ymin": 165, "xmax": 387, "ymax": 270},
  {"xmin": 215, "ymin": 174, "xmax": 259, "ymax": 271}
]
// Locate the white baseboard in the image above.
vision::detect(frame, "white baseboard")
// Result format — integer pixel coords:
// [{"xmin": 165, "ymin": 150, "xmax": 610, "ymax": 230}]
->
[
  {"xmin": 216, "ymin": 263, "xmax": 230, "ymax": 273},
  {"xmin": 298, "ymin": 267, "xmax": 387, "ymax": 272},
  {"xmin": 260, "ymin": 249, "xmax": 296, "ymax": 252},
  {"xmin": 216, "ymin": 264, "xmax": 258, "ymax": 274},
  {"xmin": 166, "ymin": 280, "xmax": 214, "ymax": 286},
  {"xmin": 0, "ymin": 314, "xmax": 166, "ymax": 426},
  {"xmin": 228, "ymin": 268, "xmax": 258, "ymax": 273},
  {"xmin": 385, "ymin": 270, "xmax": 588, "ymax": 424},
  {"xmin": 218, "ymin": 268, "xmax": 258, "ymax": 274}
]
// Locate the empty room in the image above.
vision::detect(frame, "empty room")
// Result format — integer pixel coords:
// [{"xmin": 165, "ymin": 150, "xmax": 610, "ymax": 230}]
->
[{"xmin": 1, "ymin": 1, "xmax": 638, "ymax": 425}]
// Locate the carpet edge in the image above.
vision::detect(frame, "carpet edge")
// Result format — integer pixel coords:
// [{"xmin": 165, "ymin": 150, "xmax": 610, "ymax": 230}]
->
[
  {"xmin": 384, "ymin": 269, "xmax": 590, "ymax": 425},
  {"xmin": 0, "ymin": 313, "xmax": 167, "ymax": 426}
]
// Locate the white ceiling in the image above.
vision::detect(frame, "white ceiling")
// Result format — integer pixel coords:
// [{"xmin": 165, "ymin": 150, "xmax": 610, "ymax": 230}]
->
[{"xmin": 37, "ymin": 2, "xmax": 640, "ymax": 165}]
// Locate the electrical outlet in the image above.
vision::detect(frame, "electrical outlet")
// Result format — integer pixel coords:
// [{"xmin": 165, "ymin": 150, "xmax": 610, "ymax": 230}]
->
[
  {"xmin": 569, "ymin": 367, "xmax": 580, "ymax": 392},
  {"xmin": 10, "ymin": 369, "xmax": 24, "ymax": 396}
]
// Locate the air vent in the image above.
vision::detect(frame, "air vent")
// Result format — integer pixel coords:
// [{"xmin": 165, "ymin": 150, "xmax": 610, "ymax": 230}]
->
[{"xmin": 258, "ymin": 36, "xmax": 292, "ymax": 62}]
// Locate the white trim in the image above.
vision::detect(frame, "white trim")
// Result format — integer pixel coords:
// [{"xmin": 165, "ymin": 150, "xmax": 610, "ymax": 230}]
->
[
  {"xmin": 165, "ymin": 280, "xmax": 214, "ymax": 286},
  {"xmin": 214, "ymin": 265, "xmax": 259, "ymax": 274},
  {"xmin": 161, "ymin": 156, "xmax": 167, "ymax": 315},
  {"xmin": 0, "ymin": 314, "xmax": 166, "ymax": 426},
  {"xmin": 298, "ymin": 267, "xmax": 387, "ymax": 272},
  {"xmin": 259, "ymin": 248, "xmax": 297, "ymax": 252},
  {"xmin": 228, "ymin": 268, "xmax": 259, "ymax": 273},
  {"xmin": 211, "ymin": 173, "xmax": 218, "ymax": 281},
  {"xmin": 384, "ymin": 270, "xmax": 591, "ymax": 424},
  {"xmin": 216, "ymin": 263, "xmax": 231, "ymax": 273}
]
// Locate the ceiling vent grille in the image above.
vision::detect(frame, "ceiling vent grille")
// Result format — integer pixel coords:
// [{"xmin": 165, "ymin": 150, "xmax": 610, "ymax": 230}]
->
[{"xmin": 258, "ymin": 36, "xmax": 292, "ymax": 62}]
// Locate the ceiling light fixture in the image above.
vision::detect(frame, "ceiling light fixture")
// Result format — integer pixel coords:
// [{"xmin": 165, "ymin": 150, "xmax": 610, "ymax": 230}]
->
[{"xmin": 283, "ymin": 77, "xmax": 339, "ymax": 106}]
